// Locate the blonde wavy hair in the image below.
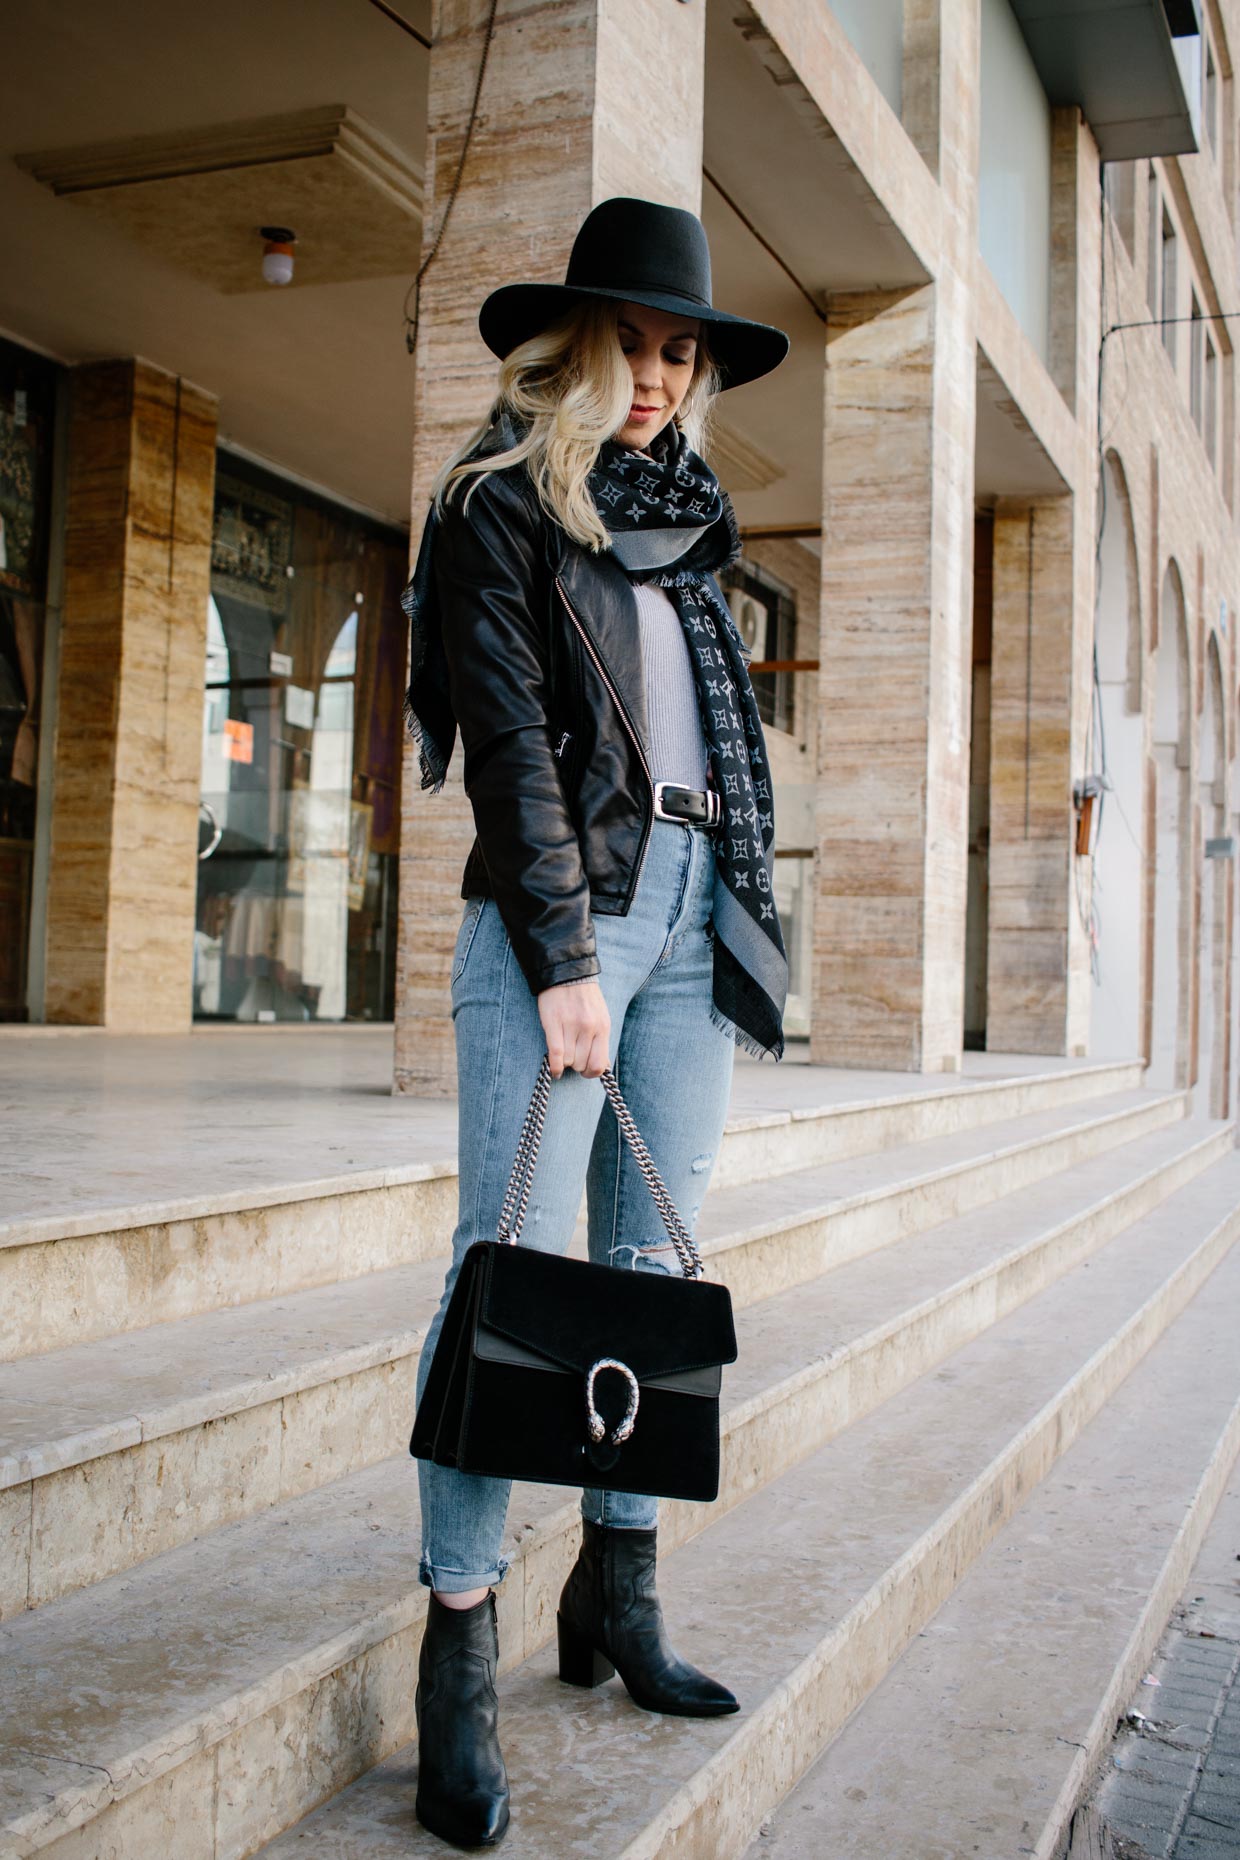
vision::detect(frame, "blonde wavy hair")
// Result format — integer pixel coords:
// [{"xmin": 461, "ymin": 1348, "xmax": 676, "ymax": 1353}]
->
[{"xmin": 431, "ymin": 297, "xmax": 721, "ymax": 551}]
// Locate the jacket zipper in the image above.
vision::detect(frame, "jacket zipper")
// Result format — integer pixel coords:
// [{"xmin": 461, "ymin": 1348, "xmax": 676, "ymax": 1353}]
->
[{"xmin": 555, "ymin": 575, "xmax": 654, "ymax": 909}]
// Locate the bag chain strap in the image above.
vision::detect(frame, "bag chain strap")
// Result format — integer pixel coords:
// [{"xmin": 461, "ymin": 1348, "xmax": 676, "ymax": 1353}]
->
[{"xmin": 495, "ymin": 1056, "xmax": 704, "ymax": 1281}]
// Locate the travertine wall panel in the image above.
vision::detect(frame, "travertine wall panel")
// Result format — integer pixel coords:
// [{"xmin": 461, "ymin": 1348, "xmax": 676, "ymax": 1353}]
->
[
  {"xmin": 812, "ymin": 0, "xmax": 978, "ymax": 1074},
  {"xmin": 744, "ymin": 0, "xmax": 942, "ymax": 277},
  {"xmin": 813, "ymin": 275, "xmax": 975, "ymax": 1072},
  {"xmin": 389, "ymin": 0, "xmax": 1240, "ymax": 1086},
  {"xmin": 43, "ymin": 360, "xmax": 216, "ymax": 1031},
  {"xmin": 974, "ymin": 265, "xmax": 1075, "ymax": 486},
  {"xmin": 395, "ymin": 0, "xmax": 705, "ymax": 1094},
  {"xmin": 1091, "ymin": 143, "xmax": 1240, "ymax": 1096},
  {"xmin": 987, "ymin": 498, "xmax": 1074, "ymax": 1052}
]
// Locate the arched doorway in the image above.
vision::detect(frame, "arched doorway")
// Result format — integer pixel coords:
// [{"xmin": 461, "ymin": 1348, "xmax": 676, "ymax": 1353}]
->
[
  {"xmin": 1149, "ymin": 561, "xmax": 1189, "ymax": 1089},
  {"xmin": 1198, "ymin": 636, "xmax": 1226, "ymax": 1115},
  {"xmin": 1090, "ymin": 454, "xmax": 1144, "ymax": 1059}
]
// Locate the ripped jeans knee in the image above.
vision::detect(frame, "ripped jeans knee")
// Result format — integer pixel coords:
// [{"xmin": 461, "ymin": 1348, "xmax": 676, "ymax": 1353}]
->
[{"xmin": 610, "ymin": 1237, "xmax": 681, "ymax": 1275}]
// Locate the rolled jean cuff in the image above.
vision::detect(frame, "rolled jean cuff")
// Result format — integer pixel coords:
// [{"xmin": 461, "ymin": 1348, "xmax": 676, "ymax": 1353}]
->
[{"xmin": 419, "ymin": 1552, "xmax": 510, "ymax": 1593}]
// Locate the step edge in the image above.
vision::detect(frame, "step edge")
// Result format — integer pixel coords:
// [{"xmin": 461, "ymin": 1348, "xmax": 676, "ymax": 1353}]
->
[
  {"xmin": 1031, "ymin": 1393, "xmax": 1240, "ymax": 1860},
  {"xmin": 734, "ymin": 1058, "xmax": 1143, "ymax": 1134},
  {"xmin": 0, "ymin": 1324, "xmax": 429, "ymax": 1488},
  {"xmin": 700, "ymin": 1088, "xmax": 1189, "ymax": 1259},
  {"xmin": 5, "ymin": 1143, "xmax": 1232, "ymax": 1850},
  {"xmin": 612, "ymin": 1198, "xmax": 1240, "ymax": 1860},
  {"xmin": 5, "ymin": 1115, "xmax": 1218, "ymax": 1495},
  {"xmin": 725, "ymin": 1124, "xmax": 1233, "ymax": 1436},
  {"xmin": 0, "ymin": 1065, "xmax": 1149, "ymax": 1255},
  {"xmin": 0, "ymin": 1158, "xmax": 460, "ymax": 1255}
]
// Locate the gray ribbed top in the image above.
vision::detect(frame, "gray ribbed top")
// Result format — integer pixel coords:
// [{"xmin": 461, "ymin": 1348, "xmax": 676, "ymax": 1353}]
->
[{"xmin": 633, "ymin": 581, "xmax": 708, "ymax": 790}]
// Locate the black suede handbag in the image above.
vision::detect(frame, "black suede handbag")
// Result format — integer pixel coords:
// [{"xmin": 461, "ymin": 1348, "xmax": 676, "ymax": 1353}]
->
[{"xmin": 409, "ymin": 1058, "xmax": 737, "ymax": 1503}]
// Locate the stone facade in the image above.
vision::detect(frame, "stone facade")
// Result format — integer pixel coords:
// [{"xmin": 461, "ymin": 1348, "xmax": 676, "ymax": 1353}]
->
[
  {"xmin": 1092, "ymin": 143, "xmax": 1240, "ymax": 1113},
  {"xmin": 6, "ymin": 0, "xmax": 1233, "ymax": 1093},
  {"xmin": 393, "ymin": 0, "xmax": 1240, "ymax": 1096},
  {"xmin": 394, "ymin": 0, "xmax": 705, "ymax": 1094},
  {"xmin": 42, "ymin": 359, "xmax": 217, "ymax": 1032}
]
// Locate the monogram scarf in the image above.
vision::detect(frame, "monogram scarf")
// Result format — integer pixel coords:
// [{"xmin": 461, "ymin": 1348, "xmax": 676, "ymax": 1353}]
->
[{"xmin": 589, "ymin": 421, "xmax": 787, "ymax": 1062}]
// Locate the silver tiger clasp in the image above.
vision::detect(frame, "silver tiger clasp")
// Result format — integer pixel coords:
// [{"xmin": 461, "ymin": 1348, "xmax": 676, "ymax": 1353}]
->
[{"xmin": 585, "ymin": 1358, "xmax": 640, "ymax": 1447}]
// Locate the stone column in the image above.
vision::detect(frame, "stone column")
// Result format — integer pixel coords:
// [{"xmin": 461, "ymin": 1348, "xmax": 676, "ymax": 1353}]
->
[
  {"xmin": 985, "ymin": 497, "xmax": 1076, "ymax": 1053},
  {"xmin": 986, "ymin": 111, "xmax": 1101, "ymax": 1057},
  {"xmin": 395, "ymin": 0, "xmax": 706, "ymax": 1095},
  {"xmin": 43, "ymin": 359, "xmax": 217, "ymax": 1031},
  {"xmin": 811, "ymin": 281, "xmax": 976, "ymax": 1072},
  {"xmin": 810, "ymin": 0, "xmax": 978, "ymax": 1074}
]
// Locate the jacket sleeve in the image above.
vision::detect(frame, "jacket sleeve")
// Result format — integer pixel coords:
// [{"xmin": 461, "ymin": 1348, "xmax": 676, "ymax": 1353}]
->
[{"xmin": 432, "ymin": 468, "xmax": 601, "ymax": 995}]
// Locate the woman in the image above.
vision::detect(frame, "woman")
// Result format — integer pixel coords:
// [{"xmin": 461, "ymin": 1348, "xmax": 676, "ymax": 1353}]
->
[{"xmin": 402, "ymin": 194, "xmax": 790, "ymax": 1849}]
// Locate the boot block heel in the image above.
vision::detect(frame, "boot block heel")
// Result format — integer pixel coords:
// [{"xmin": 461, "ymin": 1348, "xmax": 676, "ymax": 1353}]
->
[{"xmin": 557, "ymin": 1612, "xmax": 616, "ymax": 1688}]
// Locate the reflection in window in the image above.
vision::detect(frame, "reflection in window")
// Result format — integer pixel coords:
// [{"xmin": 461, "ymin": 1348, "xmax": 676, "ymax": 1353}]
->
[
  {"xmin": 193, "ymin": 456, "xmax": 406, "ymax": 1024},
  {"xmin": 1146, "ymin": 166, "xmax": 1159, "ymax": 317},
  {"xmin": 1205, "ymin": 336, "xmax": 1218, "ymax": 468},
  {"xmin": 1162, "ymin": 210, "xmax": 1178, "ymax": 364},
  {"xmin": 1191, "ymin": 294, "xmax": 1204, "ymax": 430},
  {"xmin": 721, "ymin": 558, "xmax": 797, "ymax": 736}
]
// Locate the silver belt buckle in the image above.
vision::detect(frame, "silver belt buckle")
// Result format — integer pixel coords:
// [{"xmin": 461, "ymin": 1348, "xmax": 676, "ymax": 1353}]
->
[{"xmin": 654, "ymin": 781, "xmax": 721, "ymax": 828}]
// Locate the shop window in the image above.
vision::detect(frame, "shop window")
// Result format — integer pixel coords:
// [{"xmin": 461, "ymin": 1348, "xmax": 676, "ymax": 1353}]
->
[
  {"xmin": 1191, "ymin": 293, "xmax": 1204, "ymax": 429},
  {"xmin": 0, "ymin": 339, "xmax": 61, "ymax": 1022},
  {"xmin": 1206, "ymin": 335, "xmax": 1218, "ymax": 468},
  {"xmin": 1104, "ymin": 163, "xmax": 1136, "ymax": 260},
  {"xmin": 1205, "ymin": 41, "xmax": 1218, "ymax": 157},
  {"xmin": 1161, "ymin": 210, "xmax": 1178, "ymax": 365},
  {"xmin": 1146, "ymin": 166, "xmax": 1160, "ymax": 316},
  {"xmin": 720, "ymin": 557, "xmax": 797, "ymax": 737},
  {"xmin": 194, "ymin": 454, "xmax": 407, "ymax": 1023}
]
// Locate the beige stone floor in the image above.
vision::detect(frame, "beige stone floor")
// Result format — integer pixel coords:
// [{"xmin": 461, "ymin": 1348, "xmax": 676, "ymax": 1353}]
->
[{"xmin": 0, "ymin": 1022, "xmax": 1106, "ymax": 1233}]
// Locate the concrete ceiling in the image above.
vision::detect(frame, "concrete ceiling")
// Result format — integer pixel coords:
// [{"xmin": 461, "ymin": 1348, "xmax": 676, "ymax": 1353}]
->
[
  {"xmin": 0, "ymin": 0, "xmax": 431, "ymax": 528},
  {"xmin": 703, "ymin": 1, "xmax": 932, "ymax": 533},
  {"xmin": 2, "ymin": 1, "xmax": 1064, "ymax": 535},
  {"xmin": 975, "ymin": 354, "xmax": 1070, "ymax": 497}
]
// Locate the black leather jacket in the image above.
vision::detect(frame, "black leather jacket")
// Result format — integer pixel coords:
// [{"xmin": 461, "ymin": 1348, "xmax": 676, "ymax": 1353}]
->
[{"xmin": 403, "ymin": 429, "xmax": 744, "ymax": 997}]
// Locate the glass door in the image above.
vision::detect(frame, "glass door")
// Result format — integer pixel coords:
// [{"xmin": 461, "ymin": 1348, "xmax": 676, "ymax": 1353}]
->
[{"xmin": 0, "ymin": 338, "xmax": 61, "ymax": 1023}]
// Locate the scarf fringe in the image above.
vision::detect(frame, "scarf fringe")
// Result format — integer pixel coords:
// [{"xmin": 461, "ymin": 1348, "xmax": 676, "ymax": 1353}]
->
[
  {"xmin": 402, "ymin": 690, "xmax": 447, "ymax": 795},
  {"xmin": 708, "ymin": 1000, "xmax": 784, "ymax": 1063}
]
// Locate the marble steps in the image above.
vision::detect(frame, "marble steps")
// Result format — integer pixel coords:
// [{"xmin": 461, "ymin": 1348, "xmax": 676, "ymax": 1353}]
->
[
  {"xmin": 741, "ymin": 1261, "xmax": 1240, "ymax": 1859},
  {"xmin": 0, "ymin": 1089, "xmax": 1199, "ymax": 1614},
  {"xmin": 245, "ymin": 1152, "xmax": 1240, "ymax": 1859},
  {"xmin": 1, "ymin": 1136, "xmax": 1235, "ymax": 1859},
  {"xmin": 0, "ymin": 1060, "xmax": 1143, "ymax": 1363},
  {"xmin": 707, "ymin": 1056, "xmax": 1143, "ymax": 1190}
]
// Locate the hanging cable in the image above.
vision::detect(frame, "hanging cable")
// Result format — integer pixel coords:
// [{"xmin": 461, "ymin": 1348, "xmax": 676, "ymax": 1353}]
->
[
  {"xmin": 702, "ymin": 170, "xmax": 826, "ymax": 325},
  {"xmin": 365, "ymin": 0, "xmax": 431, "ymax": 51},
  {"xmin": 403, "ymin": 0, "xmax": 500, "ymax": 355}
]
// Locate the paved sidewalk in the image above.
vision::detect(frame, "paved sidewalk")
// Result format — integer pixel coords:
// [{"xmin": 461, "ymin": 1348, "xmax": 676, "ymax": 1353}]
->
[{"xmin": 1082, "ymin": 1446, "xmax": 1240, "ymax": 1858}]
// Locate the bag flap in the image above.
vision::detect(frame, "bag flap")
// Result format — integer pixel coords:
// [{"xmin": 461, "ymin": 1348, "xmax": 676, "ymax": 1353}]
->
[
  {"xmin": 476, "ymin": 1242, "xmax": 737, "ymax": 1379},
  {"xmin": 473, "ymin": 1323, "xmax": 722, "ymax": 1395}
]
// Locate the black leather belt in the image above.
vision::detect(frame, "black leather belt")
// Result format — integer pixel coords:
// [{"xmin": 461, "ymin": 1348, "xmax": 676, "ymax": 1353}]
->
[{"xmin": 653, "ymin": 781, "xmax": 722, "ymax": 830}]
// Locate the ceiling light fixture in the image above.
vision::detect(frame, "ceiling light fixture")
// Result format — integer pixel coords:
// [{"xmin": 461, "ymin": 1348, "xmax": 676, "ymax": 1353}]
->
[{"xmin": 260, "ymin": 225, "xmax": 296, "ymax": 286}]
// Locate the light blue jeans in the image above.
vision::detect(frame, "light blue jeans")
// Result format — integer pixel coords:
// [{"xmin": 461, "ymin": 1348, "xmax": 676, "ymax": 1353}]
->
[{"xmin": 416, "ymin": 819, "xmax": 735, "ymax": 1593}]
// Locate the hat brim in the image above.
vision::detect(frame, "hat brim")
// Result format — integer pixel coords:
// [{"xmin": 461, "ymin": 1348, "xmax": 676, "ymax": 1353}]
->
[{"xmin": 477, "ymin": 282, "xmax": 789, "ymax": 391}]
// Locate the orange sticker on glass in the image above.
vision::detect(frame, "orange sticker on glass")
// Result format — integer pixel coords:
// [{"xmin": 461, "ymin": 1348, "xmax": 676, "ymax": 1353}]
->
[{"xmin": 223, "ymin": 718, "xmax": 254, "ymax": 764}]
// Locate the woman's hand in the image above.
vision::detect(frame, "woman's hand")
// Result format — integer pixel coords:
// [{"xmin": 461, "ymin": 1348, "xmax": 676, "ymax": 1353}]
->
[{"xmin": 537, "ymin": 980, "xmax": 610, "ymax": 1079}]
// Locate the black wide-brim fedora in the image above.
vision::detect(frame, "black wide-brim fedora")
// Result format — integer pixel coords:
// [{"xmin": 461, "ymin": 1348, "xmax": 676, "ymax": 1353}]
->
[{"xmin": 478, "ymin": 195, "xmax": 789, "ymax": 392}]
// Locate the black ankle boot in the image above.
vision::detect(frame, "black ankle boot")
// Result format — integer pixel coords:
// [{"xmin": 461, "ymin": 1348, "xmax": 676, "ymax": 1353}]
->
[
  {"xmin": 556, "ymin": 1520, "xmax": 738, "ymax": 1717},
  {"xmin": 415, "ymin": 1592, "xmax": 510, "ymax": 1849}
]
